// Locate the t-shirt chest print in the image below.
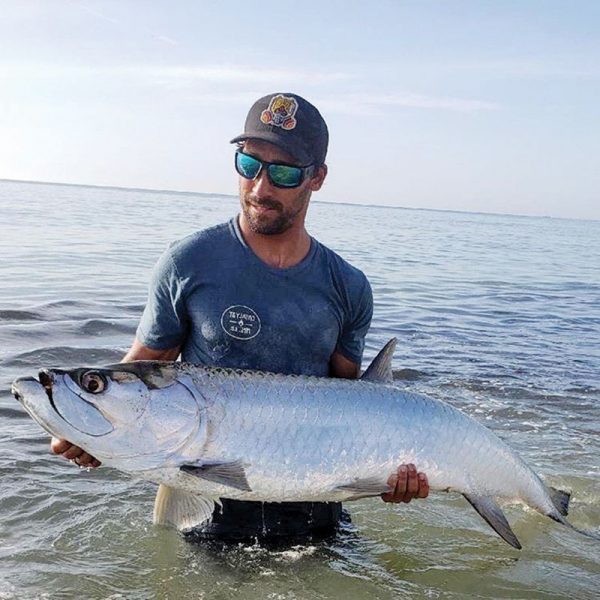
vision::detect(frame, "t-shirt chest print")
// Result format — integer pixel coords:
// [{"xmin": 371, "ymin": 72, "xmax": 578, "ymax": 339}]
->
[{"xmin": 220, "ymin": 305, "xmax": 262, "ymax": 340}]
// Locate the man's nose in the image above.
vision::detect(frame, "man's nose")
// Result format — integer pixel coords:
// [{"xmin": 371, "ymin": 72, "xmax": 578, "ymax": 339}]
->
[{"xmin": 251, "ymin": 168, "xmax": 274, "ymax": 196}]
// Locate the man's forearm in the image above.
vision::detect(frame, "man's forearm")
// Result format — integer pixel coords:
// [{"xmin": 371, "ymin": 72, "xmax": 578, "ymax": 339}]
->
[
  {"xmin": 329, "ymin": 350, "xmax": 361, "ymax": 379},
  {"xmin": 122, "ymin": 338, "xmax": 180, "ymax": 362}
]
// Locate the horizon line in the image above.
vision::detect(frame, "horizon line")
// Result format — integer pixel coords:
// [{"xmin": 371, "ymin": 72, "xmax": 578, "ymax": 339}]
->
[{"xmin": 0, "ymin": 177, "xmax": 595, "ymax": 224}]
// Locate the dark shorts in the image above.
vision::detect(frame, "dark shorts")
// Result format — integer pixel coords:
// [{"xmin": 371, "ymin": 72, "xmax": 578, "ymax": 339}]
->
[{"xmin": 184, "ymin": 499, "xmax": 350, "ymax": 545}]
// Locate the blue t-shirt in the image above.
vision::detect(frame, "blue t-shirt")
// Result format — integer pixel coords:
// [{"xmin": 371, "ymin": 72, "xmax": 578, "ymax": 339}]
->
[
  {"xmin": 136, "ymin": 217, "xmax": 373, "ymax": 541},
  {"xmin": 137, "ymin": 218, "xmax": 372, "ymax": 376}
]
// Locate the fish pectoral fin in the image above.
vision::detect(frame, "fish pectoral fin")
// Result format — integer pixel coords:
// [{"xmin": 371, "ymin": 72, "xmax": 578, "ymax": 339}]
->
[
  {"xmin": 334, "ymin": 476, "xmax": 391, "ymax": 500},
  {"xmin": 463, "ymin": 493, "xmax": 522, "ymax": 550},
  {"xmin": 180, "ymin": 459, "xmax": 251, "ymax": 492},
  {"xmin": 360, "ymin": 338, "xmax": 397, "ymax": 384},
  {"xmin": 153, "ymin": 483, "xmax": 215, "ymax": 531}
]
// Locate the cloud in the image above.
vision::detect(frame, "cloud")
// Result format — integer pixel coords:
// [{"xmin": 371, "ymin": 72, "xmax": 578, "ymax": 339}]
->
[
  {"xmin": 153, "ymin": 35, "xmax": 178, "ymax": 46},
  {"xmin": 0, "ymin": 62, "xmax": 499, "ymax": 113},
  {"xmin": 0, "ymin": 62, "xmax": 351, "ymax": 86},
  {"xmin": 128, "ymin": 65, "xmax": 353, "ymax": 86},
  {"xmin": 446, "ymin": 58, "xmax": 600, "ymax": 80},
  {"xmin": 316, "ymin": 92, "xmax": 500, "ymax": 115},
  {"xmin": 72, "ymin": 1, "xmax": 120, "ymax": 26}
]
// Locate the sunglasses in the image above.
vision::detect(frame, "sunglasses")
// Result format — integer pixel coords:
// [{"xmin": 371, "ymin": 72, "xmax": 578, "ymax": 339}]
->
[{"xmin": 235, "ymin": 150, "xmax": 315, "ymax": 189}]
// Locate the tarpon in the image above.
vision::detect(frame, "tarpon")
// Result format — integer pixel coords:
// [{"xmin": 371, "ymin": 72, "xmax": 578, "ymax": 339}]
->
[{"xmin": 11, "ymin": 339, "xmax": 599, "ymax": 549}]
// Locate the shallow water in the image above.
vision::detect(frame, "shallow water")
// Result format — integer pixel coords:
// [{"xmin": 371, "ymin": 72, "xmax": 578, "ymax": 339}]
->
[{"xmin": 0, "ymin": 180, "xmax": 599, "ymax": 599}]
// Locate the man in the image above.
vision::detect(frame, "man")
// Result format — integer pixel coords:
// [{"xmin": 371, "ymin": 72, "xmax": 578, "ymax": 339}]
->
[{"xmin": 51, "ymin": 92, "xmax": 429, "ymax": 541}]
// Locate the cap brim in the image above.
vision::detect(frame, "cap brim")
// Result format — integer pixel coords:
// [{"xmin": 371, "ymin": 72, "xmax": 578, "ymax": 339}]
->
[{"xmin": 229, "ymin": 132, "xmax": 311, "ymax": 165}]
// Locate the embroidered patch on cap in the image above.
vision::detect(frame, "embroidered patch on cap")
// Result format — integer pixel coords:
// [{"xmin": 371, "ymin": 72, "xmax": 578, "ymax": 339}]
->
[{"xmin": 260, "ymin": 94, "xmax": 298, "ymax": 130}]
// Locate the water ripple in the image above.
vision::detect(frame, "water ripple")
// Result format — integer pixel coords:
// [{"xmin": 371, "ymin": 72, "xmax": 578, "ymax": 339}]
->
[{"xmin": 0, "ymin": 181, "xmax": 598, "ymax": 599}]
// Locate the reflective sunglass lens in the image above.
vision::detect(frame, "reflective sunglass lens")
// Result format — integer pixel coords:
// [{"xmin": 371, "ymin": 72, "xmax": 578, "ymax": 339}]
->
[
  {"xmin": 235, "ymin": 151, "xmax": 308, "ymax": 188},
  {"xmin": 268, "ymin": 165, "xmax": 303, "ymax": 188},
  {"xmin": 236, "ymin": 153, "xmax": 261, "ymax": 179}
]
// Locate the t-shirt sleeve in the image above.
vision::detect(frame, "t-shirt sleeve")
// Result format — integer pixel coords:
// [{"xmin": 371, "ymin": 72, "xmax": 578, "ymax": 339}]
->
[
  {"xmin": 336, "ymin": 277, "xmax": 373, "ymax": 365},
  {"xmin": 136, "ymin": 247, "xmax": 188, "ymax": 350}
]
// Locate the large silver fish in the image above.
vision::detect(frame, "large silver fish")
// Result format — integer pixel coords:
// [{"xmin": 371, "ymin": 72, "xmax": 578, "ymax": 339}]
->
[{"xmin": 11, "ymin": 339, "xmax": 599, "ymax": 549}]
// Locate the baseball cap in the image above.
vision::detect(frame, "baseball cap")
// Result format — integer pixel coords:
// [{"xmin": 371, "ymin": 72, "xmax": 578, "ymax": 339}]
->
[{"xmin": 230, "ymin": 93, "xmax": 328, "ymax": 166}]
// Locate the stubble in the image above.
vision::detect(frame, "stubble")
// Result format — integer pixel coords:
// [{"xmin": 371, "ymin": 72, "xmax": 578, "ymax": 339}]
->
[{"xmin": 240, "ymin": 188, "xmax": 310, "ymax": 235}]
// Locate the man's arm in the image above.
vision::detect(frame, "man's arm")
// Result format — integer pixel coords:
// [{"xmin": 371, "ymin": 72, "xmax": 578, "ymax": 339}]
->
[
  {"xmin": 50, "ymin": 339, "xmax": 180, "ymax": 467},
  {"xmin": 329, "ymin": 350, "xmax": 361, "ymax": 379},
  {"xmin": 121, "ymin": 338, "xmax": 181, "ymax": 362}
]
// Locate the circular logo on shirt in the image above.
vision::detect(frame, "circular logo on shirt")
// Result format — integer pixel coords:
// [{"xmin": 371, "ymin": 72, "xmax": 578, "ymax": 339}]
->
[{"xmin": 220, "ymin": 305, "xmax": 261, "ymax": 340}]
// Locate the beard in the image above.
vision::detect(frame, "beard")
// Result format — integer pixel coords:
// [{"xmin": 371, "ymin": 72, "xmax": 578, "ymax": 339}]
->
[{"xmin": 240, "ymin": 188, "xmax": 310, "ymax": 235}]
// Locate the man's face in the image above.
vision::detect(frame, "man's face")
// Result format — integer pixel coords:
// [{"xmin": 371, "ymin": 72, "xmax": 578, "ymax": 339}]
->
[{"xmin": 238, "ymin": 139, "xmax": 325, "ymax": 236}]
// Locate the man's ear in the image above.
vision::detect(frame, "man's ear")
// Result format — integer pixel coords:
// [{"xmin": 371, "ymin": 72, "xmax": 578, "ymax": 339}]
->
[{"xmin": 309, "ymin": 164, "xmax": 328, "ymax": 192}]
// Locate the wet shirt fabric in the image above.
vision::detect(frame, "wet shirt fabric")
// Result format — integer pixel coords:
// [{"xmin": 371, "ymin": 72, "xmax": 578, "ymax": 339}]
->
[
  {"xmin": 136, "ymin": 217, "xmax": 373, "ymax": 540},
  {"xmin": 137, "ymin": 218, "xmax": 372, "ymax": 374}
]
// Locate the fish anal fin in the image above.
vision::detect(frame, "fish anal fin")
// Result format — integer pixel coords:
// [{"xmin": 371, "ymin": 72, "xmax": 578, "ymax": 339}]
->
[
  {"xmin": 361, "ymin": 338, "xmax": 397, "ymax": 384},
  {"xmin": 549, "ymin": 486, "xmax": 571, "ymax": 517},
  {"xmin": 334, "ymin": 476, "xmax": 391, "ymax": 500},
  {"xmin": 180, "ymin": 459, "xmax": 251, "ymax": 492},
  {"xmin": 463, "ymin": 493, "xmax": 522, "ymax": 550},
  {"xmin": 153, "ymin": 483, "xmax": 215, "ymax": 531}
]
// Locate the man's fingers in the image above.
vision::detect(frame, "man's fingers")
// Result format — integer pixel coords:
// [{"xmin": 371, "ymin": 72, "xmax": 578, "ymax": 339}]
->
[
  {"xmin": 386, "ymin": 471, "xmax": 399, "ymax": 493},
  {"xmin": 50, "ymin": 437, "xmax": 101, "ymax": 468},
  {"xmin": 395, "ymin": 465, "xmax": 408, "ymax": 498},
  {"xmin": 50, "ymin": 437, "xmax": 72, "ymax": 455},
  {"xmin": 382, "ymin": 471, "xmax": 398, "ymax": 502},
  {"xmin": 62, "ymin": 445, "xmax": 84, "ymax": 460},
  {"xmin": 76, "ymin": 453, "xmax": 101, "ymax": 468},
  {"xmin": 75, "ymin": 452, "xmax": 94, "ymax": 467},
  {"xmin": 386, "ymin": 470, "xmax": 398, "ymax": 489},
  {"xmin": 406, "ymin": 464, "xmax": 419, "ymax": 496},
  {"xmin": 382, "ymin": 464, "xmax": 429, "ymax": 503},
  {"xmin": 417, "ymin": 473, "xmax": 429, "ymax": 498},
  {"xmin": 387, "ymin": 465, "xmax": 409, "ymax": 503}
]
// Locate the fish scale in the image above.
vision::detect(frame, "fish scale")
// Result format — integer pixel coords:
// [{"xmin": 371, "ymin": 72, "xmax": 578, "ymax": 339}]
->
[
  {"xmin": 186, "ymin": 367, "xmax": 529, "ymax": 501},
  {"xmin": 11, "ymin": 339, "xmax": 600, "ymax": 548}
]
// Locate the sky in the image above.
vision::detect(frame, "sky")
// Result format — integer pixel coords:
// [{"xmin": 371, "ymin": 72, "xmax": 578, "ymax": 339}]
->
[{"xmin": 0, "ymin": 1, "xmax": 599, "ymax": 220}]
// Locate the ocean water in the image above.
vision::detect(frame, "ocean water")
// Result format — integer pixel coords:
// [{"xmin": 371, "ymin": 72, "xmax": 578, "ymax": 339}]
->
[{"xmin": 0, "ymin": 179, "xmax": 598, "ymax": 599}]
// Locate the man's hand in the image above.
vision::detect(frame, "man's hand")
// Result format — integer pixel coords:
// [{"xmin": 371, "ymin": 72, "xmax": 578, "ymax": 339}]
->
[
  {"xmin": 382, "ymin": 463, "xmax": 429, "ymax": 503},
  {"xmin": 50, "ymin": 437, "xmax": 101, "ymax": 468}
]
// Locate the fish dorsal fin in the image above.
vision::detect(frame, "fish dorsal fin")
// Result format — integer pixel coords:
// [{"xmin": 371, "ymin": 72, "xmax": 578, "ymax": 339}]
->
[
  {"xmin": 180, "ymin": 459, "xmax": 251, "ymax": 492},
  {"xmin": 333, "ymin": 476, "xmax": 391, "ymax": 500},
  {"xmin": 463, "ymin": 493, "xmax": 522, "ymax": 549},
  {"xmin": 153, "ymin": 484, "xmax": 215, "ymax": 530},
  {"xmin": 361, "ymin": 338, "xmax": 397, "ymax": 383}
]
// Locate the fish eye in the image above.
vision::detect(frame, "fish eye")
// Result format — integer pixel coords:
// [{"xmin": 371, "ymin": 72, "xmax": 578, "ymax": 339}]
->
[{"xmin": 80, "ymin": 371, "xmax": 107, "ymax": 394}]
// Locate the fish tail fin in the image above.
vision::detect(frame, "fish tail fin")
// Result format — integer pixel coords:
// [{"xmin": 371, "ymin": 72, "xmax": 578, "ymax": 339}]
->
[
  {"xmin": 463, "ymin": 493, "xmax": 522, "ymax": 549},
  {"xmin": 548, "ymin": 486, "xmax": 571, "ymax": 516},
  {"xmin": 545, "ymin": 486, "xmax": 599, "ymax": 542},
  {"xmin": 548, "ymin": 512, "xmax": 600, "ymax": 542}
]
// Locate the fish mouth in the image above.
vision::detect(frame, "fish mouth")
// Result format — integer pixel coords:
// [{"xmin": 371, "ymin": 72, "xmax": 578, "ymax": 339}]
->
[
  {"xmin": 11, "ymin": 379, "xmax": 30, "ymax": 403},
  {"xmin": 38, "ymin": 370, "xmax": 56, "ymax": 407},
  {"xmin": 11, "ymin": 374, "xmax": 60, "ymax": 437},
  {"xmin": 13, "ymin": 369, "xmax": 55, "ymax": 398},
  {"xmin": 13, "ymin": 369, "xmax": 113, "ymax": 437},
  {"xmin": 12, "ymin": 371, "xmax": 57, "ymax": 411}
]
